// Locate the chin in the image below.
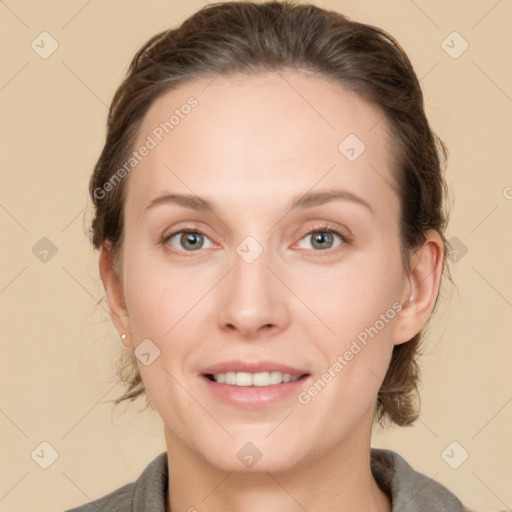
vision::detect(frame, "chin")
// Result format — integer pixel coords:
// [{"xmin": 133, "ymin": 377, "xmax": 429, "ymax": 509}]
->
[
  {"xmin": 195, "ymin": 429, "xmax": 309, "ymax": 474},
  {"xmin": 210, "ymin": 447, "xmax": 303, "ymax": 475}
]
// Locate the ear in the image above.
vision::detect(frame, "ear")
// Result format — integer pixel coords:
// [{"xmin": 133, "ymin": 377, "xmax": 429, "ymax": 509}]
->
[
  {"xmin": 393, "ymin": 230, "xmax": 445, "ymax": 346},
  {"xmin": 98, "ymin": 243, "xmax": 133, "ymax": 349}
]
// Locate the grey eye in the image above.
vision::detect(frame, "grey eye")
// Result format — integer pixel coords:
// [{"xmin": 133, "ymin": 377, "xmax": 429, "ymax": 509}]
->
[
  {"xmin": 167, "ymin": 231, "xmax": 213, "ymax": 251},
  {"xmin": 298, "ymin": 231, "xmax": 342, "ymax": 251},
  {"xmin": 311, "ymin": 232, "xmax": 335, "ymax": 250}
]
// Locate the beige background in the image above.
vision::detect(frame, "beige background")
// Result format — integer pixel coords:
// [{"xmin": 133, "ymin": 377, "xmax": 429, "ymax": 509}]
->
[{"xmin": 1, "ymin": 0, "xmax": 511, "ymax": 511}]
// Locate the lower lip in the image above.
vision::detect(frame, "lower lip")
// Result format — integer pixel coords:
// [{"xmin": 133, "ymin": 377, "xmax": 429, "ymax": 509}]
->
[{"xmin": 201, "ymin": 375, "xmax": 310, "ymax": 408}]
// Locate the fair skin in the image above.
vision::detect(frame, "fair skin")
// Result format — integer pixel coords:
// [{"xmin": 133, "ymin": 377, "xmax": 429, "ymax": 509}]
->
[{"xmin": 100, "ymin": 71, "xmax": 443, "ymax": 512}]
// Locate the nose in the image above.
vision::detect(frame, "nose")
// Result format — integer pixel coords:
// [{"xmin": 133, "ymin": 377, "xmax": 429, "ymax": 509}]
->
[{"xmin": 216, "ymin": 244, "xmax": 290, "ymax": 340}]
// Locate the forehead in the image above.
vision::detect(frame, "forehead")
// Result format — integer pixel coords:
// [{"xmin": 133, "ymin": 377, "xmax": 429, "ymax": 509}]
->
[{"xmin": 125, "ymin": 71, "xmax": 397, "ymax": 218}]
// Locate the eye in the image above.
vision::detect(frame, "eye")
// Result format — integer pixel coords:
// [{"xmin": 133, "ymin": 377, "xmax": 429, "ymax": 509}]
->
[
  {"xmin": 295, "ymin": 225, "xmax": 351, "ymax": 251},
  {"xmin": 162, "ymin": 230, "xmax": 214, "ymax": 252}
]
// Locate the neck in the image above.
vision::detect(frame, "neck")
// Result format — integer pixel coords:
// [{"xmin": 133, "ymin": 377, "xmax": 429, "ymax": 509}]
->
[{"xmin": 164, "ymin": 411, "xmax": 391, "ymax": 512}]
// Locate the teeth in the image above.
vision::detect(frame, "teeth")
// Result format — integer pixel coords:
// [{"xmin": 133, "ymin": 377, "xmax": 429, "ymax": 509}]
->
[
  {"xmin": 212, "ymin": 371, "xmax": 301, "ymax": 387},
  {"xmin": 236, "ymin": 372, "xmax": 252, "ymax": 386}
]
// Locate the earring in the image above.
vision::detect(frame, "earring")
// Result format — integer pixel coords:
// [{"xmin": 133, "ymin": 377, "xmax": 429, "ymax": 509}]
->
[{"xmin": 121, "ymin": 334, "xmax": 127, "ymax": 340}]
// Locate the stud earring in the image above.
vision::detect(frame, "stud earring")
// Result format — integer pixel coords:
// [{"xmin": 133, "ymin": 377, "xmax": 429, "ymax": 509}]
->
[{"xmin": 121, "ymin": 334, "xmax": 127, "ymax": 340}]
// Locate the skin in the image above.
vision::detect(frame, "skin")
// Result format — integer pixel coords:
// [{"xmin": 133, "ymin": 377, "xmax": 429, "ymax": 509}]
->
[{"xmin": 100, "ymin": 70, "xmax": 444, "ymax": 512}]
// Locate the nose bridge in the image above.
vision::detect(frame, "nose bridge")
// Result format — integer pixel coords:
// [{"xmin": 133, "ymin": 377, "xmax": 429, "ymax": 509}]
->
[{"xmin": 216, "ymin": 235, "xmax": 288, "ymax": 337}]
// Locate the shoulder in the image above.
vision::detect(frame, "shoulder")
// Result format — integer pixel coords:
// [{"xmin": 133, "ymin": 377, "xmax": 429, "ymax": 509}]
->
[
  {"xmin": 371, "ymin": 448, "xmax": 475, "ymax": 512},
  {"xmin": 64, "ymin": 452, "xmax": 168, "ymax": 512}
]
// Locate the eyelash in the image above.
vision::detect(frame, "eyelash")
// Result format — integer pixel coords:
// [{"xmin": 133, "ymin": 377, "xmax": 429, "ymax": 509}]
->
[
  {"xmin": 160, "ymin": 223, "xmax": 353, "ymax": 256},
  {"xmin": 295, "ymin": 223, "xmax": 353, "ymax": 251}
]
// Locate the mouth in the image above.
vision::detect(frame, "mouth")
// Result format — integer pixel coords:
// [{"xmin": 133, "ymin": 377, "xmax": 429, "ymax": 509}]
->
[
  {"xmin": 200, "ymin": 361, "xmax": 311, "ymax": 408},
  {"xmin": 204, "ymin": 371, "xmax": 308, "ymax": 387}
]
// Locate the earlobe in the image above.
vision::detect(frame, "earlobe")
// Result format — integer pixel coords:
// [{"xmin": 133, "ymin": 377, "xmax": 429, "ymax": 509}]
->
[
  {"xmin": 393, "ymin": 230, "xmax": 444, "ymax": 346},
  {"xmin": 98, "ymin": 243, "xmax": 133, "ymax": 349}
]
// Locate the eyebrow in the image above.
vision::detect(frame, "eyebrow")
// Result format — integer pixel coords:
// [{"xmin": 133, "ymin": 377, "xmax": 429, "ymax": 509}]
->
[{"xmin": 144, "ymin": 189, "xmax": 374, "ymax": 215}]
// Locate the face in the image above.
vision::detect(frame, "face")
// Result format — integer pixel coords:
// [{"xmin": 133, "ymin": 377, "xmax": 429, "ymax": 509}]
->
[{"xmin": 110, "ymin": 71, "xmax": 414, "ymax": 472}]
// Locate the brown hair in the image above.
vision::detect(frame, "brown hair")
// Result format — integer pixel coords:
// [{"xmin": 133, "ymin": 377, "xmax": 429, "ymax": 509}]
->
[{"xmin": 89, "ymin": 0, "xmax": 452, "ymax": 426}]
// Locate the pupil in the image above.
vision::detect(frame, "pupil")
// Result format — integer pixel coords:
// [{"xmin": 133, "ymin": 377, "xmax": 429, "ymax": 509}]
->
[
  {"xmin": 183, "ymin": 232, "xmax": 202, "ymax": 250},
  {"xmin": 313, "ymin": 232, "xmax": 332, "ymax": 250}
]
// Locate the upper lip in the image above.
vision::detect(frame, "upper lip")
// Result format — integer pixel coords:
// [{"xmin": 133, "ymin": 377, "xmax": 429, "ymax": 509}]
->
[{"xmin": 201, "ymin": 361, "xmax": 309, "ymax": 377}]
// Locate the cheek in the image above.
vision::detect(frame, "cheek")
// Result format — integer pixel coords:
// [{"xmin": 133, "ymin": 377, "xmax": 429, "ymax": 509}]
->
[
  {"xmin": 296, "ymin": 274, "xmax": 400, "ymax": 430},
  {"xmin": 122, "ymin": 245, "xmax": 202, "ymax": 338},
  {"xmin": 289, "ymin": 250, "xmax": 404, "ymax": 343},
  {"xmin": 289, "ymin": 250, "xmax": 404, "ymax": 407},
  {"xmin": 120, "ymin": 246, "xmax": 216, "ymax": 394}
]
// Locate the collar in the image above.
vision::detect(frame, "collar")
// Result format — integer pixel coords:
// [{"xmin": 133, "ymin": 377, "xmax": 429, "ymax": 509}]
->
[{"xmin": 130, "ymin": 448, "xmax": 466, "ymax": 511}]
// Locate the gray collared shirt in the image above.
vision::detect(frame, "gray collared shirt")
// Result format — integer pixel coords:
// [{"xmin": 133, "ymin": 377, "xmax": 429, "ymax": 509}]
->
[{"xmin": 65, "ymin": 448, "xmax": 478, "ymax": 511}]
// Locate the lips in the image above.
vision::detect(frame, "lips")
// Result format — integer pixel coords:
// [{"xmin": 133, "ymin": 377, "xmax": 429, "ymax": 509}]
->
[
  {"xmin": 202, "ymin": 361, "xmax": 308, "ymax": 376},
  {"xmin": 200, "ymin": 361, "xmax": 310, "ymax": 406}
]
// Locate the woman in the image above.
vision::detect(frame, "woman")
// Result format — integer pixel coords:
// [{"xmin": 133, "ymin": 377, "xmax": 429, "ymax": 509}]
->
[{"xmin": 68, "ymin": 1, "xmax": 474, "ymax": 510}]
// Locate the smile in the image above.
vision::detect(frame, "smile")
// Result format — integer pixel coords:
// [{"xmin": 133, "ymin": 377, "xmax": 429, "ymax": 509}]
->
[
  {"xmin": 206, "ymin": 371, "xmax": 303, "ymax": 387},
  {"xmin": 200, "ymin": 361, "xmax": 310, "ymax": 407}
]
